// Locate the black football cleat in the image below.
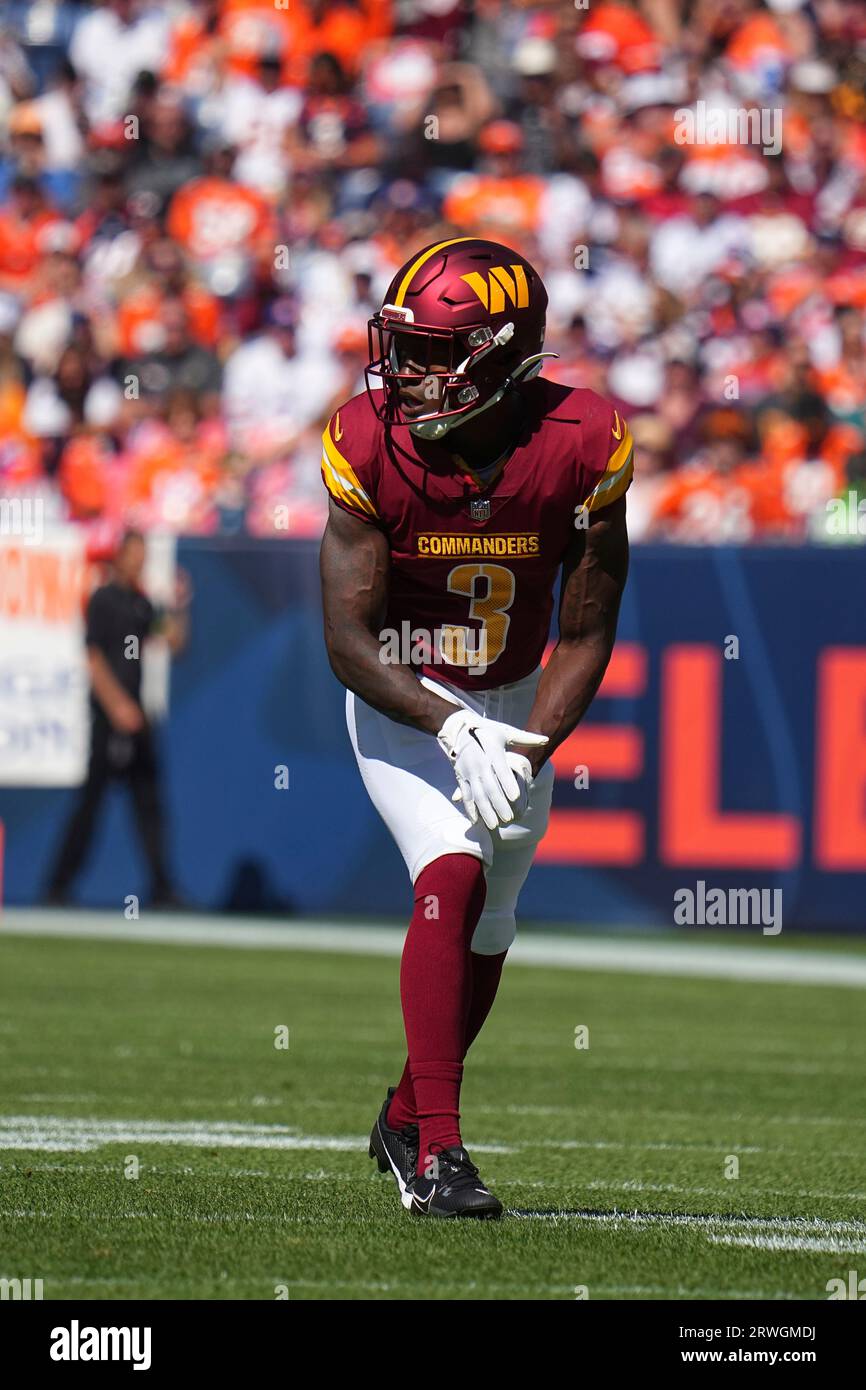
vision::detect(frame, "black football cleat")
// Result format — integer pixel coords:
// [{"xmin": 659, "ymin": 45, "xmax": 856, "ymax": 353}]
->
[
  {"xmin": 368, "ymin": 1087, "xmax": 419, "ymax": 1209},
  {"xmin": 407, "ymin": 1145, "xmax": 503, "ymax": 1219}
]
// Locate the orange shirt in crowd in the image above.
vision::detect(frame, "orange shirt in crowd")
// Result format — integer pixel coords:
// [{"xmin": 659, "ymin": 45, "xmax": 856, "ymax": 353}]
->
[
  {"xmin": 123, "ymin": 425, "xmax": 225, "ymax": 512},
  {"xmin": 59, "ymin": 435, "xmax": 117, "ymax": 519},
  {"xmin": 207, "ymin": 1, "xmax": 389, "ymax": 85},
  {"xmin": 0, "ymin": 379, "xmax": 27, "ymax": 437},
  {"xmin": 577, "ymin": 4, "xmax": 661, "ymax": 73},
  {"xmin": 281, "ymin": 2, "xmax": 373, "ymax": 86},
  {"xmin": 651, "ymin": 463, "xmax": 759, "ymax": 539},
  {"xmin": 725, "ymin": 14, "xmax": 793, "ymax": 70},
  {"xmin": 813, "ymin": 364, "xmax": 866, "ymax": 416},
  {"xmin": 167, "ymin": 176, "xmax": 276, "ymax": 261},
  {"xmin": 216, "ymin": 1, "xmax": 298, "ymax": 81},
  {"xmin": 0, "ymin": 380, "xmax": 41, "ymax": 486},
  {"xmin": 824, "ymin": 265, "xmax": 866, "ymax": 310},
  {"xmin": 117, "ymin": 283, "xmax": 222, "ymax": 355},
  {"xmin": 443, "ymin": 175, "xmax": 545, "ymax": 244},
  {"xmin": 162, "ymin": 13, "xmax": 226, "ymax": 87},
  {"xmin": 652, "ymin": 441, "xmax": 852, "ymax": 541},
  {"xmin": 0, "ymin": 208, "xmax": 64, "ymax": 286}
]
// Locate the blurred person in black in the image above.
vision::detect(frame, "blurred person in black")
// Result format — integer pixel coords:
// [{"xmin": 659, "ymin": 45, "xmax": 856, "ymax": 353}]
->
[
  {"xmin": 120, "ymin": 296, "xmax": 222, "ymax": 415},
  {"xmin": 45, "ymin": 530, "xmax": 190, "ymax": 908}
]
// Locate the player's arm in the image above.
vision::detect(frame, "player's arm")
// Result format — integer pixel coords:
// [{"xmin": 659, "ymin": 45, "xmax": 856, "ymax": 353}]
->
[
  {"xmin": 520, "ymin": 493, "xmax": 629, "ymax": 775},
  {"xmin": 84, "ymin": 592, "xmax": 143, "ymax": 732},
  {"xmin": 87, "ymin": 649, "xmax": 144, "ymax": 732},
  {"xmin": 155, "ymin": 571, "xmax": 192, "ymax": 656},
  {"xmin": 319, "ymin": 497, "xmax": 457, "ymax": 735}
]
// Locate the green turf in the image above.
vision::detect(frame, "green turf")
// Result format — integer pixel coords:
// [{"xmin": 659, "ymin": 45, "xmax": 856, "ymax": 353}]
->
[{"xmin": 1, "ymin": 930, "xmax": 864, "ymax": 1300}]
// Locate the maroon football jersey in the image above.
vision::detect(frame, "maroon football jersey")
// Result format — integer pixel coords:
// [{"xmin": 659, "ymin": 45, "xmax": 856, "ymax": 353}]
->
[{"xmin": 321, "ymin": 377, "xmax": 633, "ymax": 692}]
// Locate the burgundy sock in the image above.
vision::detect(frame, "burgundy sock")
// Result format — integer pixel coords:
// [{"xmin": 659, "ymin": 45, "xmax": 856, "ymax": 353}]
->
[
  {"xmin": 464, "ymin": 949, "xmax": 507, "ymax": 1053},
  {"xmin": 386, "ymin": 1058, "xmax": 416, "ymax": 1132},
  {"xmin": 387, "ymin": 949, "xmax": 508, "ymax": 1132},
  {"xmin": 390, "ymin": 854, "xmax": 487, "ymax": 1176}
]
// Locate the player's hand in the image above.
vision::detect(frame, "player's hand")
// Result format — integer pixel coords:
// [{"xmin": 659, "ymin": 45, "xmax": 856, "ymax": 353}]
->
[
  {"xmin": 111, "ymin": 697, "xmax": 144, "ymax": 734},
  {"xmin": 504, "ymin": 751, "xmax": 534, "ymax": 821},
  {"xmin": 173, "ymin": 568, "xmax": 193, "ymax": 609},
  {"xmin": 436, "ymin": 709, "xmax": 547, "ymax": 830}
]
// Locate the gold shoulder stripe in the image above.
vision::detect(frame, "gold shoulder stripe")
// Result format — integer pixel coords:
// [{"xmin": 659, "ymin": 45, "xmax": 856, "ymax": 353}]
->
[
  {"xmin": 321, "ymin": 452, "xmax": 377, "ymax": 519},
  {"xmin": 321, "ymin": 422, "xmax": 378, "ymax": 518},
  {"xmin": 585, "ymin": 448, "xmax": 634, "ymax": 512},
  {"xmin": 606, "ymin": 425, "xmax": 634, "ymax": 475}
]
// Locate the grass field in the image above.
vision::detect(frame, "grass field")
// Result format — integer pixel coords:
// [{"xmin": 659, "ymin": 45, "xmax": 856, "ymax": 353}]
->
[{"xmin": 1, "ymin": 915, "xmax": 866, "ymax": 1301}]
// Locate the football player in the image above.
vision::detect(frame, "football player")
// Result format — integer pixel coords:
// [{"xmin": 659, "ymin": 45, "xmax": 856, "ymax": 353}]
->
[{"xmin": 319, "ymin": 237, "xmax": 632, "ymax": 1218}]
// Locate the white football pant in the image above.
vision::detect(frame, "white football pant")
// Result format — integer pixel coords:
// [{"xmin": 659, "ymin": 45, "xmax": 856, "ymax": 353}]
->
[{"xmin": 346, "ymin": 665, "xmax": 554, "ymax": 954}]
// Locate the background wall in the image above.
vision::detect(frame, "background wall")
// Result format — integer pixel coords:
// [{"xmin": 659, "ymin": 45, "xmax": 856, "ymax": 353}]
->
[{"xmin": 2, "ymin": 538, "xmax": 864, "ymax": 930}]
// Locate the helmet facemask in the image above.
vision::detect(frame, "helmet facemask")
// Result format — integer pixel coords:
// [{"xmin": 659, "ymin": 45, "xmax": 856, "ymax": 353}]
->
[{"xmin": 366, "ymin": 305, "xmax": 540, "ymax": 437}]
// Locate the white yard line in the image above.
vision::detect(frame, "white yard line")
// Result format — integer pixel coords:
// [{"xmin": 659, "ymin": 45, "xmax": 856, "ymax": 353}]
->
[
  {"xmin": 0, "ymin": 1115, "xmax": 512, "ymax": 1155},
  {"xmin": 4, "ymin": 1113, "xmax": 864, "ymax": 1261},
  {"xmin": 581, "ymin": 1179, "xmax": 866, "ymax": 1201},
  {"xmin": 3, "ymin": 908, "xmax": 866, "ymax": 987},
  {"xmin": 508, "ymin": 1210, "xmax": 866, "ymax": 1243},
  {"xmin": 0, "ymin": 1115, "xmax": 783, "ymax": 1160},
  {"xmin": 709, "ymin": 1234, "xmax": 866, "ymax": 1255},
  {"xmin": 6, "ymin": 1200, "xmax": 864, "ymax": 1252},
  {"xmin": 4, "ymin": 1115, "xmax": 865, "ymax": 1166}
]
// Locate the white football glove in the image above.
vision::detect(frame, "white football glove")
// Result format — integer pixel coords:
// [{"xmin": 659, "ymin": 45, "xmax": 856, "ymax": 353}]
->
[
  {"xmin": 504, "ymin": 751, "xmax": 534, "ymax": 821},
  {"xmin": 436, "ymin": 708, "xmax": 548, "ymax": 830}
]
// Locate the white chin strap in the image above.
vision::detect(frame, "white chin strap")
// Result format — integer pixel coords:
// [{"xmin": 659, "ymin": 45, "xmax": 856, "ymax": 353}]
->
[{"xmin": 408, "ymin": 351, "xmax": 559, "ymax": 441}]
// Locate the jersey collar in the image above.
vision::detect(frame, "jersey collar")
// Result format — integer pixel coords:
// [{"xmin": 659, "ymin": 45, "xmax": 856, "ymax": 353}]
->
[{"xmin": 386, "ymin": 390, "xmax": 534, "ymax": 502}]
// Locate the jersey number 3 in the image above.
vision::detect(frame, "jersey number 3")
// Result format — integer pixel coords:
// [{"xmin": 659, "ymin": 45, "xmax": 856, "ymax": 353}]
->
[{"xmin": 440, "ymin": 563, "xmax": 515, "ymax": 671}]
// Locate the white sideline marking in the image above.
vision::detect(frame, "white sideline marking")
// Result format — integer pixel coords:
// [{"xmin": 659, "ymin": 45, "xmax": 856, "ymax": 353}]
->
[
  {"xmin": 0, "ymin": 1115, "xmax": 781, "ymax": 1160},
  {"xmin": 710, "ymin": 1234, "xmax": 866, "ymax": 1255},
  {"xmin": 7, "ymin": 1117, "xmax": 865, "ymax": 1199},
  {"xmin": 7, "ymin": 1182, "xmax": 859, "ymax": 1255},
  {"xmin": 509, "ymin": 1210, "xmax": 866, "ymax": 1244},
  {"xmin": 0, "ymin": 1115, "xmax": 510, "ymax": 1155},
  {"xmin": 4, "ymin": 1115, "xmax": 863, "ymax": 1259},
  {"xmin": 584, "ymin": 1179, "xmax": 866, "ymax": 1201},
  {"xmin": 2, "ymin": 908, "xmax": 866, "ymax": 987}
]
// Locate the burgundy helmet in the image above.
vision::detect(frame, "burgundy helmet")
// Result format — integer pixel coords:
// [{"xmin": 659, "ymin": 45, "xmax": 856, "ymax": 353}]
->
[{"xmin": 365, "ymin": 237, "xmax": 554, "ymax": 439}]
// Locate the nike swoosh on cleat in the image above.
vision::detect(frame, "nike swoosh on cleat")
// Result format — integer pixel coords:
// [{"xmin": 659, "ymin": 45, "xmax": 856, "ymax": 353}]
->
[{"xmin": 375, "ymin": 1121, "xmax": 411, "ymax": 1202}]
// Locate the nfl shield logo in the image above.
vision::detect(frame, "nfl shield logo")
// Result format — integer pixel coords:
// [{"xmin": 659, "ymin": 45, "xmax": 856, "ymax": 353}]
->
[{"xmin": 469, "ymin": 498, "xmax": 491, "ymax": 522}]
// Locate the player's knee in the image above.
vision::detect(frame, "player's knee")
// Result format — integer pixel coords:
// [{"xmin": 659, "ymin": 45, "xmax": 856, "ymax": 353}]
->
[{"xmin": 471, "ymin": 907, "xmax": 516, "ymax": 954}]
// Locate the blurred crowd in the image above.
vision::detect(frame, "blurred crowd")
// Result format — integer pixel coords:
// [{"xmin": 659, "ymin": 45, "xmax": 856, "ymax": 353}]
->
[{"xmin": 0, "ymin": 0, "xmax": 865, "ymax": 546}]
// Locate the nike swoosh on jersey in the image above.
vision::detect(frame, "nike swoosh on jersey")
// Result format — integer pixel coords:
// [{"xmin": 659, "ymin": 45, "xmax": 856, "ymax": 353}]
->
[
  {"xmin": 334, "ymin": 412, "xmax": 343, "ymax": 441},
  {"xmin": 611, "ymin": 410, "xmax": 622, "ymax": 440}
]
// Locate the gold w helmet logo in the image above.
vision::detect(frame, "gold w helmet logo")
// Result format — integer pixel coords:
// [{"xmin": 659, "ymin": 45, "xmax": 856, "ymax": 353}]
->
[{"xmin": 460, "ymin": 264, "xmax": 530, "ymax": 314}]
